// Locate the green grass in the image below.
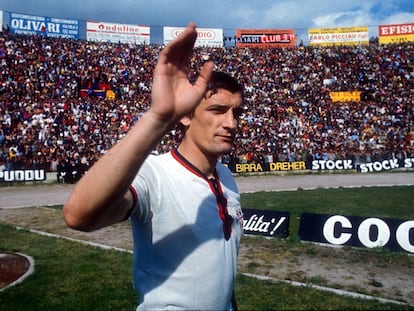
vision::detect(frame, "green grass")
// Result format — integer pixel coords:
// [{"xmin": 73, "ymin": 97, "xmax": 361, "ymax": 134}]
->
[
  {"xmin": 240, "ymin": 186, "xmax": 414, "ymax": 238},
  {"xmin": 235, "ymin": 274, "xmax": 407, "ymax": 310},
  {"xmin": 0, "ymin": 225, "xmax": 138, "ymax": 311},
  {"xmin": 0, "ymin": 224, "xmax": 409, "ymax": 311},
  {"xmin": 1, "ymin": 186, "xmax": 413, "ymax": 310}
]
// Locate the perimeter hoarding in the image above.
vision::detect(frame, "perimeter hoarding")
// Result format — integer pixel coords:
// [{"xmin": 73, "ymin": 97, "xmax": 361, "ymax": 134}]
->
[
  {"xmin": 9, "ymin": 12, "xmax": 79, "ymax": 39},
  {"xmin": 236, "ymin": 29, "xmax": 296, "ymax": 48},
  {"xmin": 299, "ymin": 213, "xmax": 414, "ymax": 254},
  {"xmin": 308, "ymin": 26, "xmax": 369, "ymax": 46},
  {"xmin": 87, "ymin": 21, "xmax": 150, "ymax": 44},
  {"xmin": 379, "ymin": 22, "xmax": 414, "ymax": 44},
  {"xmin": 163, "ymin": 27, "xmax": 223, "ymax": 47}
]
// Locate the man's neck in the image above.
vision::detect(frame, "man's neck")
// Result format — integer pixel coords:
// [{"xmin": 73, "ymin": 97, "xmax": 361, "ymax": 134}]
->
[{"xmin": 177, "ymin": 144, "xmax": 217, "ymax": 179}]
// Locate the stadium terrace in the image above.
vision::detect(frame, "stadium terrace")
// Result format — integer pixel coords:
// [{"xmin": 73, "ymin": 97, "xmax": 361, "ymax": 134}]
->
[{"xmin": 0, "ymin": 27, "xmax": 413, "ymax": 183}]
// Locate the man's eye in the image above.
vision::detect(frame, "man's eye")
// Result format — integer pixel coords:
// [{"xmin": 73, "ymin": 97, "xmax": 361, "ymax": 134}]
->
[{"xmin": 210, "ymin": 106, "xmax": 228, "ymax": 113}]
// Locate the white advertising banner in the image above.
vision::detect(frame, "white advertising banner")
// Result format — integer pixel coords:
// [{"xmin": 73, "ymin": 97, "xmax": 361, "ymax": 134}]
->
[
  {"xmin": 0, "ymin": 10, "xmax": 3, "ymax": 32},
  {"xmin": 163, "ymin": 26, "xmax": 223, "ymax": 47},
  {"xmin": 308, "ymin": 26, "xmax": 369, "ymax": 46},
  {"xmin": 87, "ymin": 21, "xmax": 150, "ymax": 44}
]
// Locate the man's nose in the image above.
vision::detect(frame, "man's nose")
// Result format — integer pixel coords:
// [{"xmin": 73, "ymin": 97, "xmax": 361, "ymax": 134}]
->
[{"xmin": 223, "ymin": 111, "xmax": 237, "ymax": 129}]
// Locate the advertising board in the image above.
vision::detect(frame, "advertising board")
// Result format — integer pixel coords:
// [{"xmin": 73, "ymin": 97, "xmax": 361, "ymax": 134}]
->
[
  {"xmin": 87, "ymin": 21, "xmax": 150, "ymax": 44},
  {"xmin": 163, "ymin": 26, "xmax": 223, "ymax": 47},
  {"xmin": 308, "ymin": 26, "xmax": 369, "ymax": 46},
  {"xmin": 379, "ymin": 22, "xmax": 414, "ymax": 44},
  {"xmin": 9, "ymin": 12, "xmax": 79, "ymax": 39},
  {"xmin": 236, "ymin": 28, "xmax": 296, "ymax": 48}
]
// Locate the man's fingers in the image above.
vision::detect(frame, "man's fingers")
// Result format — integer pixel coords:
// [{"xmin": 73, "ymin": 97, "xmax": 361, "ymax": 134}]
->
[
  {"xmin": 193, "ymin": 61, "xmax": 214, "ymax": 93},
  {"xmin": 179, "ymin": 22, "xmax": 197, "ymax": 42},
  {"xmin": 160, "ymin": 22, "xmax": 197, "ymax": 61}
]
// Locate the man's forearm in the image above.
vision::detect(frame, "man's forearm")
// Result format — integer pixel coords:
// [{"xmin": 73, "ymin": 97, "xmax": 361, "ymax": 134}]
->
[{"xmin": 63, "ymin": 111, "xmax": 171, "ymax": 231}]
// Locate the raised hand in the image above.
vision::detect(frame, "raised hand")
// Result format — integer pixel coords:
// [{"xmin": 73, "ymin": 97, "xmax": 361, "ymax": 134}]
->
[
  {"xmin": 149, "ymin": 22, "xmax": 214, "ymax": 126},
  {"xmin": 63, "ymin": 23, "xmax": 215, "ymax": 232}
]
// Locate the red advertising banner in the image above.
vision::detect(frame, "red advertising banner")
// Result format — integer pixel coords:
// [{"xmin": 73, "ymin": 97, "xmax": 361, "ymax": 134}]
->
[
  {"xmin": 236, "ymin": 29, "xmax": 296, "ymax": 48},
  {"xmin": 378, "ymin": 22, "xmax": 414, "ymax": 44}
]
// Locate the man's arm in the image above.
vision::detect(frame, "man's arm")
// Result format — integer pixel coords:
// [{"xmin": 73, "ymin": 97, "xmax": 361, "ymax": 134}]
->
[{"xmin": 63, "ymin": 22, "xmax": 214, "ymax": 231}]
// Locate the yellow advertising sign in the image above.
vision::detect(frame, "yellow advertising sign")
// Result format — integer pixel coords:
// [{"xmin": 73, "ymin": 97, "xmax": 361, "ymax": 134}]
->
[
  {"xmin": 308, "ymin": 26, "xmax": 369, "ymax": 46},
  {"xmin": 330, "ymin": 91, "xmax": 361, "ymax": 102},
  {"xmin": 379, "ymin": 23, "xmax": 414, "ymax": 44}
]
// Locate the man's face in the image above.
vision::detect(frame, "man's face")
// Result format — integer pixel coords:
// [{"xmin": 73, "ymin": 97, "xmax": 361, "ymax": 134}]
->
[{"xmin": 184, "ymin": 88, "xmax": 242, "ymax": 159}]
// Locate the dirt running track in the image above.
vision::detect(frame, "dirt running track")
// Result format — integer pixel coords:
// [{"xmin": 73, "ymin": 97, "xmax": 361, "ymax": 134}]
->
[
  {"xmin": 0, "ymin": 171, "xmax": 413, "ymax": 306},
  {"xmin": 1, "ymin": 172, "xmax": 413, "ymax": 208}
]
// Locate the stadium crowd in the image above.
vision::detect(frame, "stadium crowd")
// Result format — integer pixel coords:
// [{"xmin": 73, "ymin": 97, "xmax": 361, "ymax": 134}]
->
[{"xmin": 0, "ymin": 27, "xmax": 413, "ymax": 181}]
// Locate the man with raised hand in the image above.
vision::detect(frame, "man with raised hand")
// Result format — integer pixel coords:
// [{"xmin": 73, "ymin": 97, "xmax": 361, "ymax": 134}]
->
[{"xmin": 63, "ymin": 22, "xmax": 244, "ymax": 310}]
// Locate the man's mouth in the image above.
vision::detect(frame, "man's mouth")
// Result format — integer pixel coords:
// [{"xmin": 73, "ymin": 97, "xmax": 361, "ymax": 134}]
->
[{"xmin": 219, "ymin": 135, "xmax": 234, "ymax": 143}]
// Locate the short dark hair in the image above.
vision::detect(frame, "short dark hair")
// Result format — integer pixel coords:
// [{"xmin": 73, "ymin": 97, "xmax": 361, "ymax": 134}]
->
[
  {"xmin": 190, "ymin": 71, "xmax": 244, "ymax": 99},
  {"xmin": 206, "ymin": 71, "xmax": 244, "ymax": 98}
]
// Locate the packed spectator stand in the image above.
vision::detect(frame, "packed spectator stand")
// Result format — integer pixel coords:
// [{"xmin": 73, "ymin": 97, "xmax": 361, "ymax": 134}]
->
[{"xmin": 0, "ymin": 27, "xmax": 413, "ymax": 182}]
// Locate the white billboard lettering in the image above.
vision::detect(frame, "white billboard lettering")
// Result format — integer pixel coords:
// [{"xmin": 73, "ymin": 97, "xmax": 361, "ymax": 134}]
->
[
  {"xmin": 11, "ymin": 18, "xmax": 45, "ymax": 31},
  {"xmin": 323, "ymin": 215, "xmax": 352, "ymax": 245},
  {"xmin": 1, "ymin": 170, "xmax": 46, "ymax": 182},
  {"xmin": 319, "ymin": 215, "xmax": 413, "ymax": 253},
  {"xmin": 359, "ymin": 159, "xmax": 399, "ymax": 173},
  {"xmin": 270, "ymin": 217, "xmax": 287, "ymax": 235},
  {"xmin": 404, "ymin": 158, "xmax": 414, "ymax": 168},
  {"xmin": 358, "ymin": 218, "xmax": 390, "ymax": 248},
  {"xmin": 243, "ymin": 214, "xmax": 271, "ymax": 233},
  {"xmin": 35, "ymin": 170, "xmax": 45, "ymax": 180},
  {"xmin": 312, "ymin": 159, "xmax": 353, "ymax": 170},
  {"xmin": 396, "ymin": 221, "xmax": 414, "ymax": 253},
  {"xmin": 242, "ymin": 209, "xmax": 290, "ymax": 238}
]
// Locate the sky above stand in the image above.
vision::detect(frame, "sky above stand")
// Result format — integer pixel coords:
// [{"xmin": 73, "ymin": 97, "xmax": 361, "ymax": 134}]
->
[{"xmin": 0, "ymin": 0, "xmax": 413, "ymax": 44}]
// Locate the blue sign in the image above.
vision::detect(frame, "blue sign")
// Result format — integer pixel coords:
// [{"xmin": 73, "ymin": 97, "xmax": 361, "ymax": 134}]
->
[{"xmin": 9, "ymin": 12, "xmax": 79, "ymax": 39}]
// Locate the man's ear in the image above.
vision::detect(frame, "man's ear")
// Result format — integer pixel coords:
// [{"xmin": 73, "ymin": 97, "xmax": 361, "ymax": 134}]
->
[{"xmin": 179, "ymin": 115, "xmax": 191, "ymax": 128}]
